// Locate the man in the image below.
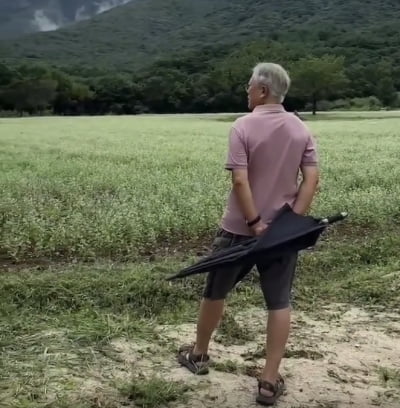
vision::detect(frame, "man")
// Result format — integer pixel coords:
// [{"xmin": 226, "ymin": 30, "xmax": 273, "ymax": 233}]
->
[{"xmin": 177, "ymin": 62, "xmax": 319, "ymax": 406}]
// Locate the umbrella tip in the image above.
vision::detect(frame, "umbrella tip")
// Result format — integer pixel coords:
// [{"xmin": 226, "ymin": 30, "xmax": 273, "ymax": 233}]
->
[{"xmin": 320, "ymin": 211, "xmax": 349, "ymax": 224}]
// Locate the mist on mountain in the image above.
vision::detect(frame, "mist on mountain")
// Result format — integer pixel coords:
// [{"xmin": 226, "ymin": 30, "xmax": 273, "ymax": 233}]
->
[{"xmin": 0, "ymin": 0, "xmax": 133, "ymax": 37}]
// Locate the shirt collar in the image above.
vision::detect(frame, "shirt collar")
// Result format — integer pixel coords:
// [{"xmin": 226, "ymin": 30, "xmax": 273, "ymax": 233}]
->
[{"xmin": 253, "ymin": 104, "xmax": 286, "ymax": 113}]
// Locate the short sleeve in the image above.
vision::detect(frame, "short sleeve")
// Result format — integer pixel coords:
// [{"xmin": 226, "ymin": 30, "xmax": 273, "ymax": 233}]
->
[
  {"xmin": 301, "ymin": 134, "xmax": 319, "ymax": 166},
  {"xmin": 225, "ymin": 126, "xmax": 248, "ymax": 170}
]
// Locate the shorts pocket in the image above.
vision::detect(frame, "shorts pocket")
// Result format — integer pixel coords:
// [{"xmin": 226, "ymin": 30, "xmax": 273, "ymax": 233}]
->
[{"xmin": 211, "ymin": 230, "xmax": 233, "ymax": 251}]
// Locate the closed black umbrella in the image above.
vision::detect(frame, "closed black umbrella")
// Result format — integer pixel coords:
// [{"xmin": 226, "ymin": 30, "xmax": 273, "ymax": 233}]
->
[{"xmin": 166, "ymin": 204, "xmax": 348, "ymax": 281}]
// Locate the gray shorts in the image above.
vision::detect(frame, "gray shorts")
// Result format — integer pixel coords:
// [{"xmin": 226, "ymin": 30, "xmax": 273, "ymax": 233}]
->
[{"xmin": 203, "ymin": 228, "xmax": 298, "ymax": 310}]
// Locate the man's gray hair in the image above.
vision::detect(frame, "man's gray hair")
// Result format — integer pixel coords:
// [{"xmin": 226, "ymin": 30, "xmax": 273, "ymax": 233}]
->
[{"xmin": 252, "ymin": 63, "xmax": 291, "ymax": 103}]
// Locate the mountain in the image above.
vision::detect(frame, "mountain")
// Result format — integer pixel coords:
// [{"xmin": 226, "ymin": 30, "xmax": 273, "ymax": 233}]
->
[
  {"xmin": 0, "ymin": 0, "xmax": 132, "ymax": 39},
  {"xmin": 1, "ymin": 0, "xmax": 400, "ymax": 71}
]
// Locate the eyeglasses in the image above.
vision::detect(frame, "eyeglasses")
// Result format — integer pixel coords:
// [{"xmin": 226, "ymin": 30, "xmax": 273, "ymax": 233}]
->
[{"xmin": 245, "ymin": 83, "xmax": 267, "ymax": 93}]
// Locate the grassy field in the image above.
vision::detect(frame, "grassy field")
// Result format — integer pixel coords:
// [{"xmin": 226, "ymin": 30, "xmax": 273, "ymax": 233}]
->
[
  {"xmin": 1, "ymin": 113, "xmax": 400, "ymax": 263},
  {"xmin": 1, "ymin": 112, "xmax": 400, "ymax": 408}
]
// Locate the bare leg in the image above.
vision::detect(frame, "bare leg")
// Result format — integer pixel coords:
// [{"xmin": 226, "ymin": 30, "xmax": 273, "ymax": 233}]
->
[
  {"xmin": 193, "ymin": 298, "xmax": 225, "ymax": 355},
  {"xmin": 260, "ymin": 307, "xmax": 291, "ymax": 396}
]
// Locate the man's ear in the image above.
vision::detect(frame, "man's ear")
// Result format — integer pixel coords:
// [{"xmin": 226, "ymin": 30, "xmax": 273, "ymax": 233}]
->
[{"xmin": 261, "ymin": 85, "xmax": 269, "ymax": 97}]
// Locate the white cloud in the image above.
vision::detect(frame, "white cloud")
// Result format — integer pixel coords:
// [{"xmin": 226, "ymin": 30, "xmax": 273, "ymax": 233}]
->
[
  {"xmin": 75, "ymin": 6, "xmax": 90, "ymax": 21},
  {"xmin": 31, "ymin": 1, "xmax": 133, "ymax": 32},
  {"xmin": 33, "ymin": 9, "xmax": 59, "ymax": 32},
  {"xmin": 96, "ymin": 0, "xmax": 131, "ymax": 15}
]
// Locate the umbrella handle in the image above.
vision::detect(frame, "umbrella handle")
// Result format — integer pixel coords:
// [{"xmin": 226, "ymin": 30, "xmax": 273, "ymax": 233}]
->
[{"xmin": 319, "ymin": 212, "xmax": 348, "ymax": 225}]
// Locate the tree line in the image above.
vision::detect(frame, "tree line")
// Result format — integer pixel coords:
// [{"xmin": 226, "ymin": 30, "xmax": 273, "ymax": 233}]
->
[{"xmin": 0, "ymin": 41, "xmax": 399, "ymax": 116}]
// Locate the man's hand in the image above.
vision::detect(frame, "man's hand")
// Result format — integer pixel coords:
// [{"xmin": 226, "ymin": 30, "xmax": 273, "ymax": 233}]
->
[{"xmin": 251, "ymin": 220, "xmax": 267, "ymax": 236}]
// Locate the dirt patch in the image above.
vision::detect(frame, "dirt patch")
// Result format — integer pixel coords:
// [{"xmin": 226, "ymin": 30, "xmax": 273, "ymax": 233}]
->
[
  {"xmin": 0, "ymin": 233, "xmax": 214, "ymax": 272},
  {"xmin": 111, "ymin": 305, "xmax": 400, "ymax": 408}
]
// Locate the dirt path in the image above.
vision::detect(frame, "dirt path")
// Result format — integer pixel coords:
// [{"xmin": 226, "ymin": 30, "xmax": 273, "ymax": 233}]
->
[{"xmin": 112, "ymin": 305, "xmax": 400, "ymax": 408}]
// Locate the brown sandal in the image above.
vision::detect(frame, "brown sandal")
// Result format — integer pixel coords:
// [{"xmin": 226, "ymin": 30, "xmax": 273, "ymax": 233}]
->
[
  {"xmin": 256, "ymin": 376, "xmax": 285, "ymax": 406},
  {"xmin": 177, "ymin": 344, "xmax": 210, "ymax": 375}
]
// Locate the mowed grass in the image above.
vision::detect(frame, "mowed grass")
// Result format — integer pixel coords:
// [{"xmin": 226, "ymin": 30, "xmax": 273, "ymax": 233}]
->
[{"xmin": 1, "ymin": 112, "xmax": 400, "ymax": 407}]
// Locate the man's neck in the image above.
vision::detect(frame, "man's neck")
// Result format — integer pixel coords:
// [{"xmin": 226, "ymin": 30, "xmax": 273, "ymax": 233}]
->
[
  {"xmin": 262, "ymin": 98, "xmax": 282, "ymax": 105},
  {"xmin": 253, "ymin": 102, "xmax": 285, "ymax": 112}
]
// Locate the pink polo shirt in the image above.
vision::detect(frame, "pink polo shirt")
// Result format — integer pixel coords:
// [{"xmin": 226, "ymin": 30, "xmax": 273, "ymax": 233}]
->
[{"xmin": 221, "ymin": 104, "xmax": 318, "ymax": 236}]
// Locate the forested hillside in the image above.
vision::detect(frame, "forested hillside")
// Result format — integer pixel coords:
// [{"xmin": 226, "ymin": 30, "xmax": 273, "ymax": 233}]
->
[
  {"xmin": 2, "ymin": 0, "xmax": 400, "ymax": 69},
  {"xmin": 1, "ymin": 0, "xmax": 399, "ymax": 115}
]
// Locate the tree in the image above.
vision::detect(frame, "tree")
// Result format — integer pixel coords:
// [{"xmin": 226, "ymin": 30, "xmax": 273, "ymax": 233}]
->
[
  {"xmin": 91, "ymin": 74, "xmax": 136, "ymax": 114},
  {"xmin": 0, "ymin": 63, "xmax": 17, "ymax": 111},
  {"xmin": 375, "ymin": 77, "xmax": 397, "ymax": 106},
  {"xmin": 290, "ymin": 55, "xmax": 349, "ymax": 114},
  {"xmin": 3, "ymin": 79, "xmax": 57, "ymax": 115},
  {"xmin": 0, "ymin": 63, "xmax": 16, "ymax": 86},
  {"xmin": 373, "ymin": 61, "xmax": 397, "ymax": 107},
  {"xmin": 47, "ymin": 69, "xmax": 93, "ymax": 115}
]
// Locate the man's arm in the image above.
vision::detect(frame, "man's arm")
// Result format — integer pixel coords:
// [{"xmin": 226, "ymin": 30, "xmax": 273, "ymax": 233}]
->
[
  {"xmin": 293, "ymin": 165, "xmax": 320, "ymax": 215},
  {"xmin": 293, "ymin": 132, "xmax": 320, "ymax": 215},
  {"xmin": 225, "ymin": 125, "xmax": 265, "ymax": 234},
  {"xmin": 231, "ymin": 168, "xmax": 259, "ymax": 222},
  {"xmin": 231, "ymin": 168, "xmax": 266, "ymax": 235}
]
